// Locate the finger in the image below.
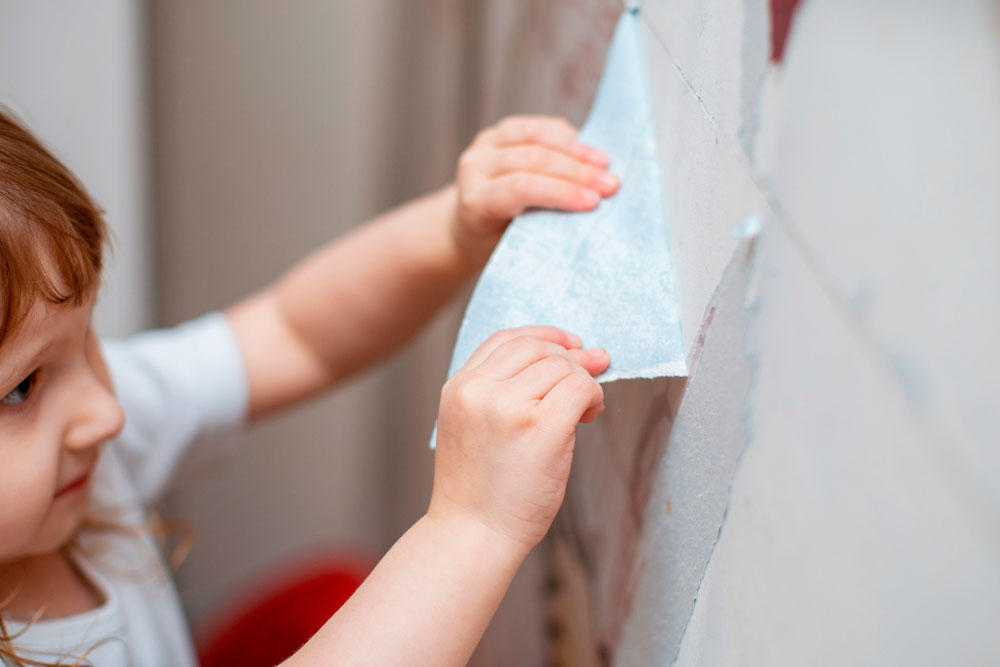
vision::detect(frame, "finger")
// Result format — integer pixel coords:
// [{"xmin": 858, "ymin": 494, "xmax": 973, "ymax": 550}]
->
[
  {"xmin": 488, "ymin": 116, "xmax": 609, "ymax": 167},
  {"xmin": 488, "ymin": 173, "xmax": 601, "ymax": 221},
  {"xmin": 491, "ymin": 145, "xmax": 619, "ymax": 196},
  {"xmin": 538, "ymin": 372, "xmax": 605, "ymax": 432},
  {"xmin": 478, "ymin": 337, "xmax": 587, "ymax": 380},
  {"xmin": 573, "ymin": 347, "xmax": 610, "ymax": 377},
  {"xmin": 579, "ymin": 404, "xmax": 604, "ymax": 423},
  {"xmin": 465, "ymin": 326, "xmax": 581, "ymax": 370},
  {"xmin": 509, "ymin": 352, "xmax": 603, "ymax": 399}
]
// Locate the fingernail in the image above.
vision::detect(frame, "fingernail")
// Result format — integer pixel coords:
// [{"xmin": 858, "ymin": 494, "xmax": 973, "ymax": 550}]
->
[
  {"xmin": 581, "ymin": 189, "xmax": 600, "ymax": 207},
  {"xmin": 589, "ymin": 347, "xmax": 608, "ymax": 362},
  {"xmin": 566, "ymin": 332, "xmax": 582, "ymax": 347},
  {"xmin": 597, "ymin": 172, "xmax": 618, "ymax": 191}
]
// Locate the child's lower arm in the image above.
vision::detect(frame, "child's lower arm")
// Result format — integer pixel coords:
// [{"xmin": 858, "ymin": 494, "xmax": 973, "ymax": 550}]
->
[
  {"xmin": 228, "ymin": 184, "xmax": 472, "ymax": 418},
  {"xmin": 283, "ymin": 325, "xmax": 609, "ymax": 666},
  {"xmin": 283, "ymin": 511, "xmax": 525, "ymax": 667}
]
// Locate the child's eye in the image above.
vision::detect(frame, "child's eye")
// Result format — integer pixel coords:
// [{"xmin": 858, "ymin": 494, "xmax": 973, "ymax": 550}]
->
[{"xmin": 1, "ymin": 372, "xmax": 36, "ymax": 407}]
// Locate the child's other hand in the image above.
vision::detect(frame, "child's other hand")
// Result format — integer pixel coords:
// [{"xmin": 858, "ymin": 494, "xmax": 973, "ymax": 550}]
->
[
  {"xmin": 452, "ymin": 116, "xmax": 618, "ymax": 267},
  {"xmin": 430, "ymin": 326, "xmax": 609, "ymax": 555}
]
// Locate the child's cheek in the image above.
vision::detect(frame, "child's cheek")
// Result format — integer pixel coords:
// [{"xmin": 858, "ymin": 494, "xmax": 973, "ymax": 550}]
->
[
  {"xmin": 0, "ymin": 483, "xmax": 53, "ymax": 562},
  {"xmin": 0, "ymin": 435, "xmax": 63, "ymax": 561}
]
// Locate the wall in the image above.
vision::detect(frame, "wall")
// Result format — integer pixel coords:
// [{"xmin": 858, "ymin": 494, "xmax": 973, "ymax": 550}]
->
[
  {"xmin": 151, "ymin": 0, "xmax": 455, "ymax": 633},
  {"xmin": 0, "ymin": 1, "xmax": 153, "ymax": 337},
  {"xmin": 548, "ymin": 0, "xmax": 1000, "ymax": 665}
]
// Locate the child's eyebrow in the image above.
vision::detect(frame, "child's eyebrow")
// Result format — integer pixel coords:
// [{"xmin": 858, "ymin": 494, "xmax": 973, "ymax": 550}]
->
[{"xmin": 0, "ymin": 339, "xmax": 55, "ymax": 391}]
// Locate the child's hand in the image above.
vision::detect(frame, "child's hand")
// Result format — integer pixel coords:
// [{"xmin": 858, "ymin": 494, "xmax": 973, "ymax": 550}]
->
[
  {"xmin": 430, "ymin": 326, "xmax": 609, "ymax": 555},
  {"xmin": 451, "ymin": 116, "xmax": 619, "ymax": 267}
]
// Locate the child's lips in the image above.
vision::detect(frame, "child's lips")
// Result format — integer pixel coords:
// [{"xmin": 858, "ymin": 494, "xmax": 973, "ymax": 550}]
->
[{"xmin": 55, "ymin": 466, "xmax": 94, "ymax": 499}]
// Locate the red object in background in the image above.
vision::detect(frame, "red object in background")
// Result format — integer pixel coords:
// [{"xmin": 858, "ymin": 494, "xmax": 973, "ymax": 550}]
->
[
  {"xmin": 198, "ymin": 559, "xmax": 369, "ymax": 667},
  {"xmin": 770, "ymin": 0, "xmax": 803, "ymax": 63}
]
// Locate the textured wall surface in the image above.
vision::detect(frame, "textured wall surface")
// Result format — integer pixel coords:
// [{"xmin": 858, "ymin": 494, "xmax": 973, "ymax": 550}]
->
[{"xmin": 549, "ymin": 0, "xmax": 1000, "ymax": 665}]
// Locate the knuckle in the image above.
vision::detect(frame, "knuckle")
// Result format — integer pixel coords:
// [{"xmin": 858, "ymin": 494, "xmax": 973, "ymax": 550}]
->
[
  {"xmin": 473, "ymin": 127, "xmax": 492, "ymax": 146},
  {"xmin": 485, "ymin": 329, "xmax": 514, "ymax": 348},
  {"xmin": 522, "ymin": 120, "xmax": 542, "ymax": 142},
  {"xmin": 546, "ymin": 325, "xmax": 570, "ymax": 340},
  {"xmin": 497, "ymin": 117, "xmax": 518, "ymax": 136},
  {"xmin": 439, "ymin": 378, "xmax": 462, "ymax": 419},
  {"xmin": 458, "ymin": 185, "xmax": 480, "ymax": 214},
  {"xmin": 452, "ymin": 378, "xmax": 483, "ymax": 411},
  {"xmin": 546, "ymin": 355, "xmax": 575, "ymax": 375},
  {"xmin": 499, "ymin": 393, "xmax": 538, "ymax": 431},
  {"xmin": 457, "ymin": 148, "xmax": 476, "ymax": 175},
  {"xmin": 587, "ymin": 370, "xmax": 605, "ymax": 394},
  {"xmin": 493, "ymin": 393, "xmax": 523, "ymax": 423},
  {"xmin": 503, "ymin": 335, "xmax": 539, "ymax": 355},
  {"xmin": 590, "ymin": 378, "xmax": 606, "ymax": 402},
  {"xmin": 566, "ymin": 372, "xmax": 595, "ymax": 393},
  {"xmin": 439, "ymin": 380, "xmax": 452, "ymax": 410}
]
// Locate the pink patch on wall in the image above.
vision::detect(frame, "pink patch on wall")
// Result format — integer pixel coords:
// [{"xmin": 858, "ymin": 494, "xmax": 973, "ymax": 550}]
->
[{"xmin": 770, "ymin": 0, "xmax": 803, "ymax": 63}]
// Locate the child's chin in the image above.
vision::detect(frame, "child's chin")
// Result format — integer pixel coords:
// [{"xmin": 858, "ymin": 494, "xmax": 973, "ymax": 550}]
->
[{"xmin": 31, "ymin": 504, "xmax": 90, "ymax": 555}]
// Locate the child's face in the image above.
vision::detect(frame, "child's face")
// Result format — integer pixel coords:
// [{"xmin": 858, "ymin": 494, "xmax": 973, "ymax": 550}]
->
[{"xmin": 0, "ymin": 296, "xmax": 124, "ymax": 563}]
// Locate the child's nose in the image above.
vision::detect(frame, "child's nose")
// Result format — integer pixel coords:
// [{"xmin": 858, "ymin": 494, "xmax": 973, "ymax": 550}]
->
[{"xmin": 64, "ymin": 380, "xmax": 125, "ymax": 451}]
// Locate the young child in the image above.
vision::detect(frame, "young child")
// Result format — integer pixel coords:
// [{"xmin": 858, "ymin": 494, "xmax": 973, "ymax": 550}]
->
[{"xmin": 0, "ymin": 108, "xmax": 616, "ymax": 666}]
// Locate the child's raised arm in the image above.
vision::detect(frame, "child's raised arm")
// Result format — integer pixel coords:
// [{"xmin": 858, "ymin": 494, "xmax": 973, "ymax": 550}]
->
[
  {"xmin": 225, "ymin": 116, "xmax": 617, "ymax": 419},
  {"xmin": 282, "ymin": 326, "xmax": 609, "ymax": 666}
]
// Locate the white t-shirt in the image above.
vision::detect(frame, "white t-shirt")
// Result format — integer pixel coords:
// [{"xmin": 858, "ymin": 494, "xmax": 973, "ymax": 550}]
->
[{"xmin": 6, "ymin": 313, "xmax": 248, "ymax": 667}]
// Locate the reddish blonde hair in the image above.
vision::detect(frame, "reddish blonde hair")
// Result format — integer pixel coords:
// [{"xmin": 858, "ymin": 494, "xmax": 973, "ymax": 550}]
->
[
  {"xmin": 0, "ymin": 107, "xmax": 107, "ymax": 347},
  {"xmin": 0, "ymin": 108, "xmax": 108, "ymax": 666}
]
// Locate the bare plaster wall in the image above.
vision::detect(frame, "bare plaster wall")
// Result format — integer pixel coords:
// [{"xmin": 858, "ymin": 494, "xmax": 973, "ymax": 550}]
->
[{"xmin": 549, "ymin": 0, "xmax": 1000, "ymax": 665}]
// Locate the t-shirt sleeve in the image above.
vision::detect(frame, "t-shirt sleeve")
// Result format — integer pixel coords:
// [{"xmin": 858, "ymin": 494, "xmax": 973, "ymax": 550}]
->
[{"xmin": 101, "ymin": 312, "xmax": 249, "ymax": 502}]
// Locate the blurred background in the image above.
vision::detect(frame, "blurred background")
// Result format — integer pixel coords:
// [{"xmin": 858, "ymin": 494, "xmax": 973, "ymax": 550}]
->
[{"xmin": 0, "ymin": 0, "xmax": 618, "ymax": 663}]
